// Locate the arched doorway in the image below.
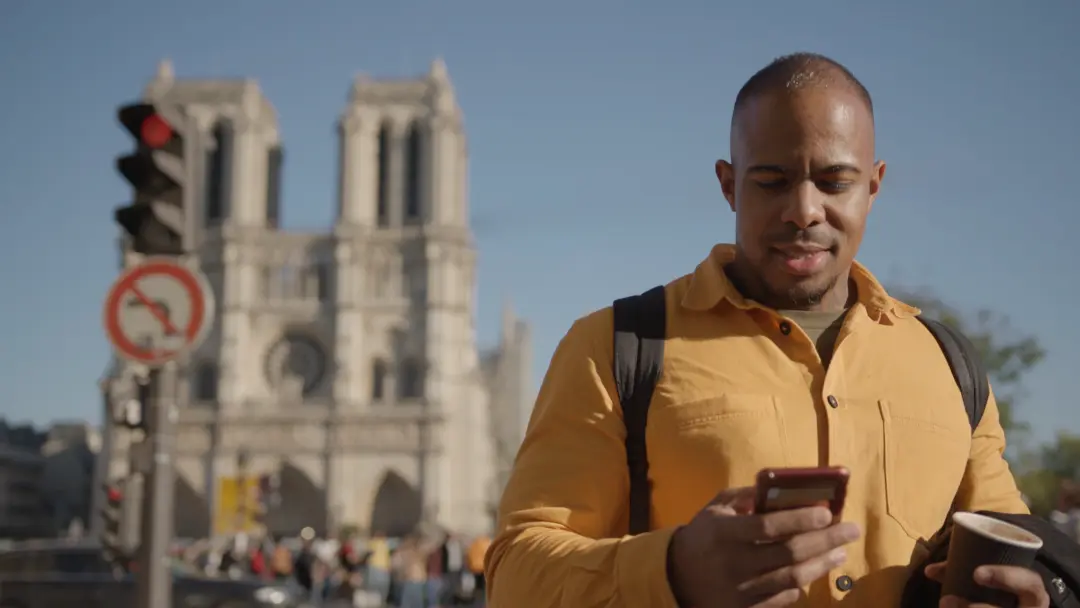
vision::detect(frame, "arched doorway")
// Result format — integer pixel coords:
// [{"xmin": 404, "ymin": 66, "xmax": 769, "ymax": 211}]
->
[{"xmin": 369, "ymin": 470, "xmax": 421, "ymax": 537}]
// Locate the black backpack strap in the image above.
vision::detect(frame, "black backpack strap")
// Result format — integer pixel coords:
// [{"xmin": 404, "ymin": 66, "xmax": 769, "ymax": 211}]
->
[
  {"xmin": 612, "ymin": 285, "xmax": 667, "ymax": 535},
  {"xmin": 916, "ymin": 316, "xmax": 991, "ymax": 433}
]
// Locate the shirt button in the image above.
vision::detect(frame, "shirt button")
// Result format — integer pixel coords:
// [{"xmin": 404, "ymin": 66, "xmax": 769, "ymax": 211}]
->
[
  {"xmin": 835, "ymin": 574, "xmax": 853, "ymax": 592},
  {"xmin": 827, "ymin": 395, "xmax": 839, "ymax": 409},
  {"xmin": 778, "ymin": 321, "xmax": 792, "ymax": 335}
]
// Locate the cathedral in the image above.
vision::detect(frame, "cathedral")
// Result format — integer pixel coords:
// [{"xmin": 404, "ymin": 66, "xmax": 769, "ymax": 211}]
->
[{"xmin": 105, "ymin": 59, "xmax": 532, "ymax": 540}]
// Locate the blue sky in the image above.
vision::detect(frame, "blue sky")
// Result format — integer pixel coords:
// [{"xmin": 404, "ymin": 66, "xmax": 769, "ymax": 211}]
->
[{"xmin": 0, "ymin": 1, "xmax": 1076, "ymax": 446}]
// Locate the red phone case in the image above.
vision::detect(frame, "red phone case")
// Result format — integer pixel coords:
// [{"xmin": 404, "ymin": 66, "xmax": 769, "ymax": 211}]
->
[{"xmin": 754, "ymin": 466, "xmax": 850, "ymax": 516}]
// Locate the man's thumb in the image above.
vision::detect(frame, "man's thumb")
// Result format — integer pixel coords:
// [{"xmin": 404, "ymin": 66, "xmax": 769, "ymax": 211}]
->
[{"xmin": 708, "ymin": 486, "xmax": 756, "ymax": 514}]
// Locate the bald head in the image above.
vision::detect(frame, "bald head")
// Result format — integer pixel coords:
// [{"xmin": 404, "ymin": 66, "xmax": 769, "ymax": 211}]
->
[{"xmin": 732, "ymin": 53, "xmax": 874, "ymax": 130}]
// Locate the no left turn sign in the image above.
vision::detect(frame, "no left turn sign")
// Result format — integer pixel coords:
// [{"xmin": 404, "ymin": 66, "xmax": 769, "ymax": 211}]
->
[{"xmin": 103, "ymin": 258, "xmax": 214, "ymax": 367}]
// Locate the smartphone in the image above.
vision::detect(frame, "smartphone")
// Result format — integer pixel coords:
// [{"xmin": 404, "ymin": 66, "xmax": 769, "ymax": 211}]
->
[{"xmin": 754, "ymin": 466, "xmax": 850, "ymax": 519}]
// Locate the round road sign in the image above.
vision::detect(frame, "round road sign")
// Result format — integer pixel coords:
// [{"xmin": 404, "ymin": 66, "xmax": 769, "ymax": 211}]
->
[{"xmin": 103, "ymin": 258, "xmax": 214, "ymax": 366}]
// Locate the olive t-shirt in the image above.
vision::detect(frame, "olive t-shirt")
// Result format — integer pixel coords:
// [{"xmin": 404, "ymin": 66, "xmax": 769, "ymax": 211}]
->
[{"xmin": 779, "ymin": 309, "xmax": 848, "ymax": 368}]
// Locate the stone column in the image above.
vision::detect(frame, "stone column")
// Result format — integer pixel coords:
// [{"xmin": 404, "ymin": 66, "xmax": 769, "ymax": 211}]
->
[
  {"xmin": 337, "ymin": 110, "xmax": 379, "ymax": 227},
  {"xmin": 426, "ymin": 116, "xmax": 467, "ymax": 228},
  {"xmin": 227, "ymin": 115, "xmax": 262, "ymax": 227},
  {"xmin": 332, "ymin": 240, "xmax": 363, "ymax": 405}
]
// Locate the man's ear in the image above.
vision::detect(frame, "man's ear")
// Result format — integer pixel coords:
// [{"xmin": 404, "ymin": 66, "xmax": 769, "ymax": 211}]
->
[
  {"xmin": 716, "ymin": 159, "xmax": 736, "ymax": 212},
  {"xmin": 867, "ymin": 160, "xmax": 886, "ymax": 213}
]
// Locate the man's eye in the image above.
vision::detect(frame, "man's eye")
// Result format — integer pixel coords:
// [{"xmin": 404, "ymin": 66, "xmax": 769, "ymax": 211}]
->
[
  {"xmin": 755, "ymin": 179, "xmax": 787, "ymax": 190},
  {"xmin": 818, "ymin": 181, "xmax": 852, "ymax": 192}
]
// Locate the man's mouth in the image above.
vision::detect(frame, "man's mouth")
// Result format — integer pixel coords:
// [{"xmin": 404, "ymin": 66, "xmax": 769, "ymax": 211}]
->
[{"xmin": 771, "ymin": 244, "xmax": 832, "ymax": 276}]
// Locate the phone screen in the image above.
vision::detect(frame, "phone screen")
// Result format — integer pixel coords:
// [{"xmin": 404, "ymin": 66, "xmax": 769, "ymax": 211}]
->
[{"xmin": 759, "ymin": 485, "xmax": 838, "ymax": 512}]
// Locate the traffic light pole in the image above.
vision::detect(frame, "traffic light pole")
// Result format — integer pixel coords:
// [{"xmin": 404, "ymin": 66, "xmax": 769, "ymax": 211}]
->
[
  {"xmin": 134, "ymin": 364, "xmax": 177, "ymax": 608},
  {"xmin": 91, "ymin": 379, "xmax": 113, "ymax": 540}
]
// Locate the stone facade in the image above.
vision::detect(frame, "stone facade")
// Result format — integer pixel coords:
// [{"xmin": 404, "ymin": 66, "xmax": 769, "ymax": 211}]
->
[{"xmin": 106, "ymin": 60, "xmax": 531, "ymax": 540}]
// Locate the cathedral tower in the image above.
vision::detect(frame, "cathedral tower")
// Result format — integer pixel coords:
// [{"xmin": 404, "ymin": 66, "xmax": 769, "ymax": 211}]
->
[{"xmin": 334, "ymin": 58, "xmax": 492, "ymax": 533}]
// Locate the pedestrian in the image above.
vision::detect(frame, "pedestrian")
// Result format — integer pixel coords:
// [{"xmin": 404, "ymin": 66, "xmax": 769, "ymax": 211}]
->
[
  {"xmin": 425, "ymin": 532, "xmax": 448, "ymax": 607},
  {"xmin": 270, "ymin": 535, "xmax": 293, "ymax": 583},
  {"xmin": 393, "ymin": 536, "xmax": 427, "ymax": 608},
  {"xmin": 364, "ymin": 529, "xmax": 393, "ymax": 602},
  {"xmin": 292, "ymin": 535, "xmax": 315, "ymax": 597},
  {"xmin": 486, "ymin": 53, "xmax": 1048, "ymax": 607}
]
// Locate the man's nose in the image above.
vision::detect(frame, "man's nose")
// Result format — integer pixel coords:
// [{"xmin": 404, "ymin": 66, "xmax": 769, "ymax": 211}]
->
[{"xmin": 779, "ymin": 181, "xmax": 826, "ymax": 229}]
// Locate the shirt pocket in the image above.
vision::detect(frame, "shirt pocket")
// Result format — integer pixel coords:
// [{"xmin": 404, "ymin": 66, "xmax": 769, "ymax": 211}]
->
[
  {"xmin": 650, "ymin": 394, "xmax": 787, "ymax": 492},
  {"xmin": 880, "ymin": 399, "xmax": 971, "ymax": 541}
]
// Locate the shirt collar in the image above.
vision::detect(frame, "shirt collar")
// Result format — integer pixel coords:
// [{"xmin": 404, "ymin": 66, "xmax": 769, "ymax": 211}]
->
[{"xmin": 680, "ymin": 244, "xmax": 920, "ymax": 323}]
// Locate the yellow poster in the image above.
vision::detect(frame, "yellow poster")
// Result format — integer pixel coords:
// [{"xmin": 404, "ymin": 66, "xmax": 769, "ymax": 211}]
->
[{"xmin": 213, "ymin": 477, "xmax": 261, "ymax": 535}]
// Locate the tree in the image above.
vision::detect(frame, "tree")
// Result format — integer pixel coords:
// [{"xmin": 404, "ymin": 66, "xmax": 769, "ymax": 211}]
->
[
  {"xmin": 893, "ymin": 290, "xmax": 1045, "ymax": 435},
  {"xmin": 1014, "ymin": 433, "xmax": 1080, "ymax": 516}
]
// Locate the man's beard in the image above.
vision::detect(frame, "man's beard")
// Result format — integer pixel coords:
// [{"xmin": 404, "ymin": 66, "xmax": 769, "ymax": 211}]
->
[{"xmin": 768, "ymin": 274, "xmax": 840, "ymax": 310}]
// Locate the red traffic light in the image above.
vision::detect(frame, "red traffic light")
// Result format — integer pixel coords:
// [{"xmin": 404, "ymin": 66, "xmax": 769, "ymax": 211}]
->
[
  {"xmin": 140, "ymin": 114, "xmax": 173, "ymax": 149},
  {"xmin": 118, "ymin": 103, "xmax": 180, "ymax": 150},
  {"xmin": 106, "ymin": 486, "xmax": 123, "ymax": 503}
]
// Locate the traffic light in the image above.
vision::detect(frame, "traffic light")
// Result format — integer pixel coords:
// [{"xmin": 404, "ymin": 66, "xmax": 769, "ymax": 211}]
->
[
  {"xmin": 114, "ymin": 102, "xmax": 187, "ymax": 256},
  {"xmin": 113, "ymin": 381, "xmax": 148, "ymax": 431},
  {"xmin": 257, "ymin": 473, "xmax": 281, "ymax": 508},
  {"xmin": 255, "ymin": 474, "xmax": 281, "ymax": 524},
  {"xmin": 100, "ymin": 478, "xmax": 142, "ymax": 569}
]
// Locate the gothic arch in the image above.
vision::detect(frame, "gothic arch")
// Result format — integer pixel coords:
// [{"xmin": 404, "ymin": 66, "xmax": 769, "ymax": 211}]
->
[
  {"xmin": 371, "ymin": 358, "xmax": 388, "ymax": 402},
  {"xmin": 398, "ymin": 357, "xmax": 424, "ymax": 400},
  {"xmin": 264, "ymin": 462, "xmax": 327, "ymax": 537},
  {"xmin": 194, "ymin": 361, "xmax": 218, "ymax": 402},
  {"xmin": 376, "ymin": 122, "xmax": 392, "ymax": 226},
  {"xmin": 404, "ymin": 121, "xmax": 424, "ymax": 222},
  {"xmin": 369, "ymin": 469, "xmax": 421, "ymax": 537}
]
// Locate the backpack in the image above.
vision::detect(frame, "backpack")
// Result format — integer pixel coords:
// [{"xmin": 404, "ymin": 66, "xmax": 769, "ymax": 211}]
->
[
  {"xmin": 613, "ymin": 285, "xmax": 1080, "ymax": 606},
  {"xmin": 611, "ymin": 285, "xmax": 989, "ymax": 536},
  {"xmin": 900, "ymin": 512, "xmax": 1080, "ymax": 608}
]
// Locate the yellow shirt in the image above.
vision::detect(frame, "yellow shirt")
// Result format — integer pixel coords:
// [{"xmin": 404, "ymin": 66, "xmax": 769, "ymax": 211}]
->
[
  {"xmin": 485, "ymin": 244, "xmax": 1027, "ymax": 608},
  {"xmin": 368, "ymin": 538, "xmax": 391, "ymax": 571}
]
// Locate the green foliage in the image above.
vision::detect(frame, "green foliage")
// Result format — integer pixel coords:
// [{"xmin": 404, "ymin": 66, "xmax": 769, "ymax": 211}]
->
[
  {"xmin": 1016, "ymin": 433, "xmax": 1080, "ymax": 516},
  {"xmin": 892, "ymin": 291, "xmax": 1046, "ymax": 435},
  {"xmin": 1016, "ymin": 467, "xmax": 1061, "ymax": 517},
  {"xmin": 1041, "ymin": 433, "xmax": 1080, "ymax": 479}
]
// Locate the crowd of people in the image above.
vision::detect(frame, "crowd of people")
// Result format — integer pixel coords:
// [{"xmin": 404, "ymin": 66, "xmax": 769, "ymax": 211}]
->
[{"xmin": 175, "ymin": 527, "xmax": 491, "ymax": 607}]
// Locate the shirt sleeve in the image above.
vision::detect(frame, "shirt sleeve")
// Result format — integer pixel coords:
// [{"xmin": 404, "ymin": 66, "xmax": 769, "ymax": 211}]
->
[
  {"xmin": 484, "ymin": 309, "xmax": 681, "ymax": 608},
  {"xmin": 953, "ymin": 387, "xmax": 1030, "ymax": 515}
]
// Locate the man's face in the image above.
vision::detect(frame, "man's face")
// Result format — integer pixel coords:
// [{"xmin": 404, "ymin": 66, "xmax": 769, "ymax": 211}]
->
[{"xmin": 716, "ymin": 87, "xmax": 885, "ymax": 308}]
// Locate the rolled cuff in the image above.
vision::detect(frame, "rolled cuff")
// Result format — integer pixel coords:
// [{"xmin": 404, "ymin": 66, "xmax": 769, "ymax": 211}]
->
[{"xmin": 615, "ymin": 527, "xmax": 681, "ymax": 608}]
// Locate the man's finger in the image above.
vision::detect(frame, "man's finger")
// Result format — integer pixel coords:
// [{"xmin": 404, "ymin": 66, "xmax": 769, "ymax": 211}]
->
[
  {"xmin": 700, "ymin": 486, "xmax": 757, "ymax": 521},
  {"xmin": 923, "ymin": 562, "xmax": 946, "ymax": 582},
  {"xmin": 705, "ymin": 485, "xmax": 757, "ymax": 509},
  {"xmin": 721, "ymin": 506, "xmax": 834, "ymax": 544},
  {"xmin": 749, "ymin": 522, "xmax": 861, "ymax": 575},
  {"xmin": 737, "ymin": 546, "xmax": 848, "ymax": 602},
  {"xmin": 974, "ymin": 566, "xmax": 1050, "ymax": 608}
]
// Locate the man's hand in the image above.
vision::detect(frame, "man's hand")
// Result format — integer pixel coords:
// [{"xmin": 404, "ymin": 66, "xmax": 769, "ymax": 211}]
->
[
  {"xmin": 924, "ymin": 562, "xmax": 1050, "ymax": 608},
  {"xmin": 667, "ymin": 487, "xmax": 861, "ymax": 608}
]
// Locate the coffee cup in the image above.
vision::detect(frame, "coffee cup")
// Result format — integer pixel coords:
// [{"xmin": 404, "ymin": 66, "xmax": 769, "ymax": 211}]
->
[{"xmin": 941, "ymin": 512, "xmax": 1043, "ymax": 607}]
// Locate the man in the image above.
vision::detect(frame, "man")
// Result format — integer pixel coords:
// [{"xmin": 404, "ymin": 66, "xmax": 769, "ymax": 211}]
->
[{"xmin": 485, "ymin": 53, "xmax": 1049, "ymax": 607}]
